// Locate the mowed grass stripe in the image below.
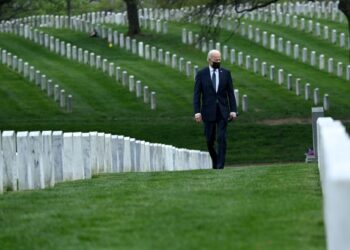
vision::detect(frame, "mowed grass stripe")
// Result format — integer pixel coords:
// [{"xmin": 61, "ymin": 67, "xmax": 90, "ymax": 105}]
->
[
  {"xmin": 0, "ymin": 31, "xmax": 197, "ymax": 118},
  {"xmin": 0, "ymin": 163, "xmax": 325, "ymax": 250},
  {"xmin": 0, "ymin": 64, "xmax": 65, "ymax": 120},
  {"xmin": 0, "ymin": 33, "xmax": 158, "ymax": 117},
  {"xmin": 0, "ymin": 24, "xmax": 315, "ymax": 164},
  {"xmin": 40, "ymin": 28, "xmax": 196, "ymax": 113},
  {"xmin": 60, "ymin": 24, "xmax": 314, "ymax": 120},
  {"xmin": 110, "ymin": 22, "xmax": 350, "ymax": 119}
]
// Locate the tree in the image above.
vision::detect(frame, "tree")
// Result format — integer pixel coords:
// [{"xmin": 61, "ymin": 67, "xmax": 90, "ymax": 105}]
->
[
  {"xmin": 338, "ymin": 0, "xmax": 350, "ymax": 62},
  {"xmin": 123, "ymin": 0, "xmax": 141, "ymax": 35},
  {"xmin": 66, "ymin": 0, "xmax": 71, "ymax": 21}
]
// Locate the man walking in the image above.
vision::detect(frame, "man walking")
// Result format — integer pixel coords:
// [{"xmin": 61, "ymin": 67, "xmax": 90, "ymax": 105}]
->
[{"xmin": 193, "ymin": 49, "xmax": 237, "ymax": 169}]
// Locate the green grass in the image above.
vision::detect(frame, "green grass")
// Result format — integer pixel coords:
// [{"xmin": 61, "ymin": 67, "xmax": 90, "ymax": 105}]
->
[
  {"xmin": 0, "ymin": 163, "xmax": 325, "ymax": 250},
  {"xmin": 1, "ymin": 13, "xmax": 348, "ymax": 163},
  {"xmin": 101, "ymin": 21, "xmax": 350, "ymax": 120},
  {"xmin": 0, "ymin": 31, "xmax": 314, "ymax": 164}
]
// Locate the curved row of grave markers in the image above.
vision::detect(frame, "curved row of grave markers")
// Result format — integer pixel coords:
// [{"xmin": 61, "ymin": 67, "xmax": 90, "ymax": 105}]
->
[
  {"xmin": 6, "ymin": 12, "xmax": 249, "ymax": 112},
  {"xmin": 0, "ymin": 47, "xmax": 73, "ymax": 111},
  {"xmin": 317, "ymin": 117, "xmax": 350, "ymax": 250},
  {"xmin": 0, "ymin": 130, "xmax": 211, "ymax": 194},
  {"xmin": 220, "ymin": 20, "xmax": 350, "ymax": 81},
  {"xmin": 181, "ymin": 27, "xmax": 330, "ymax": 110},
  {"xmin": 241, "ymin": 11, "xmax": 349, "ymax": 49},
  {"xmin": 0, "ymin": 20, "xmax": 158, "ymax": 110}
]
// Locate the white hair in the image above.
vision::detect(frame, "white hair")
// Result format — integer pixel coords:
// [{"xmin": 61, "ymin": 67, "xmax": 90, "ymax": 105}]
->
[{"xmin": 207, "ymin": 49, "xmax": 221, "ymax": 61}]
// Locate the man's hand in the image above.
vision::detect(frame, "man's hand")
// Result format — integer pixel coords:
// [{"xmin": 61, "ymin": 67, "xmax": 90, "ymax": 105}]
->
[
  {"xmin": 229, "ymin": 112, "xmax": 237, "ymax": 121},
  {"xmin": 194, "ymin": 113, "xmax": 202, "ymax": 123}
]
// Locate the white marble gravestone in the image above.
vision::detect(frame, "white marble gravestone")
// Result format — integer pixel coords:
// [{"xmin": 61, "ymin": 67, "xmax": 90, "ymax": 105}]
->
[
  {"xmin": 151, "ymin": 46, "xmax": 157, "ymax": 61},
  {"xmin": 261, "ymin": 62, "xmax": 267, "ymax": 77},
  {"xmin": 278, "ymin": 69, "xmax": 284, "ymax": 85},
  {"xmin": 144, "ymin": 86, "xmax": 149, "ymax": 103},
  {"xmin": 328, "ymin": 58, "xmax": 334, "ymax": 73},
  {"xmin": 97, "ymin": 133, "xmax": 105, "ymax": 173},
  {"xmin": 123, "ymin": 137, "xmax": 132, "ymax": 172},
  {"xmin": 111, "ymin": 135, "xmax": 119, "ymax": 172},
  {"xmin": 52, "ymin": 131, "xmax": 63, "ymax": 182},
  {"xmin": 337, "ymin": 62, "xmax": 343, "ymax": 77},
  {"xmin": 42, "ymin": 131, "xmax": 55, "ymax": 188},
  {"xmin": 314, "ymin": 88, "xmax": 320, "ymax": 105},
  {"xmin": 72, "ymin": 132, "xmax": 85, "ymax": 180},
  {"xmin": 319, "ymin": 54, "xmax": 325, "ymax": 70},
  {"xmin": 89, "ymin": 132, "xmax": 98, "ymax": 175},
  {"xmin": 145, "ymin": 45, "xmax": 150, "ymax": 60},
  {"xmin": 62, "ymin": 132, "xmax": 74, "ymax": 181},
  {"xmin": 81, "ymin": 133, "xmax": 91, "ymax": 179},
  {"xmin": 2, "ymin": 131, "xmax": 17, "ymax": 191},
  {"xmin": 302, "ymin": 47, "xmax": 308, "ymax": 63},
  {"xmin": 0, "ymin": 145, "xmax": 3, "ymax": 194},
  {"xmin": 305, "ymin": 83, "xmax": 311, "ymax": 100},
  {"xmin": 16, "ymin": 131, "xmax": 31, "ymax": 190},
  {"xmin": 29, "ymin": 131, "xmax": 44, "ymax": 189}
]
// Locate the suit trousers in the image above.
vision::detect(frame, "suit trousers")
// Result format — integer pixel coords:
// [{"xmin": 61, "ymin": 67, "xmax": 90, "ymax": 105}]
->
[{"xmin": 204, "ymin": 104, "xmax": 228, "ymax": 169}]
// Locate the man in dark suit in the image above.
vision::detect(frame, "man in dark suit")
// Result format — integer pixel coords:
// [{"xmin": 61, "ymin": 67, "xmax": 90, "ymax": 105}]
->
[{"xmin": 193, "ymin": 49, "xmax": 237, "ymax": 169}]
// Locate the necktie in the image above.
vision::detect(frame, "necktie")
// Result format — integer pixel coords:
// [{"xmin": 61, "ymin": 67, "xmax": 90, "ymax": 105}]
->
[{"xmin": 212, "ymin": 69, "xmax": 216, "ymax": 92}]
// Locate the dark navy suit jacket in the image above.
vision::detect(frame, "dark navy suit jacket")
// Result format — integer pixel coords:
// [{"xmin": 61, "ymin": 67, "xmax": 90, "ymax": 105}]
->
[{"xmin": 193, "ymin": 66, "xmax": 237, "ymax": 122}]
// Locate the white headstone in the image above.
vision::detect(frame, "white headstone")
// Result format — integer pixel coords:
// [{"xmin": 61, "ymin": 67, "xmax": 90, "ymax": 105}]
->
[
  {"xmin": 62, "ymin": 133, "xmax": 73, "ymax": 180},
  {"xmin": 270, "ymin": 65, "xmax": 275, "ymax": 81},
  {"xmin": 328, "ymin": 58, "xmax": 334, "ymax": 73},
  {"xmin": 72, "ymin": 132, "xmax": 85, "ymax": 180},
  {"xmin": 319, "ymin": 54, "xmax": 325, "ymax": 70},
  {"xmin": 302, "ymin": 47, "xmax": 308, "ymax": 63},
  {"xmin": 305, "ymin": 83, "xmax": 310, "ymax": 100},
  {"xmin": 242, "ymin": 95, "xmax": 248, "ymax": 112},
  {"xmin": 311, "ymin": 51, "xmax": 316, "ymax": 66},
  {"xmin": 296, "ymin": 78, "xmax": 301, "ymax": 96},
  {"xmin": 42, "ymin": 131, "xmax": 55, "ymax": 187},
  {"xmin": 52, "ymin": 131, "xmax": 63, "ymax": 182},
  {"xmin": 337, "ymin": 62, "xmax": 343, "ymax": 77},
  {"xmin": 2, "ymin": 131, "xmax": 17, "ymax": 191},
  {"xmin": 278, "ymin": 69, "xmax": 284, "ymax": 85},
  {"xmin": 26, "ymin": 132, "xmax": 43, "ymax": 190},
  {"xmin": 270, "ymin": 34, "xmax": 276, "ymax": 50},
  {"xmin": 16, "ymin": 132, "xmax": 31, "ymax": 190}
]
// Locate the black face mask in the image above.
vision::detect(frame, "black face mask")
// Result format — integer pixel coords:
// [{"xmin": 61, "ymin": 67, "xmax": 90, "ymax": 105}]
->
[{"xmin": 212, "ymin": 61, "xmax": 221, "ymax": 69}]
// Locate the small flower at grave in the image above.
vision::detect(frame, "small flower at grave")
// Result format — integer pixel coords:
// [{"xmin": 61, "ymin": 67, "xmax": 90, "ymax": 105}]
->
[{"xmin": 305, "ymin": 148, "xmax": 315, "ymax": 156}]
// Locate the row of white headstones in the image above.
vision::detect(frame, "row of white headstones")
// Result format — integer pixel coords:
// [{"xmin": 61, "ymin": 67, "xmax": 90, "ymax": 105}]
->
[
  {"xmin": 13, "ymin": 13, "xmax": 249, "ymax": 112},
  {"xmin": 162, "ymin": 1, "xmax": 346, "ymax": 23},
  {"xmin": 132, "ymin": 1, "xmax": 346, "ymax": 24},
  {"xmin": 266, "ymin": 1, "xmax": 346, "ymax": 23},
  {"xmin": 139, "ymin": 5, "xmax": 350, "ymax": 82},
  {"xmin": 181, "ymin": 28, "xmax": 330, "ymax": 110},
  {"xmin": 0, "ymin": 47, "xmax": 73, "ymax": 111},
  {"xmin": 0, "ymin": 130, "xmax": 211, "ymax": 194},
  {"xmin": 226, "ymin": 20, "xmax": 350, "ymax": 81},
  {"xmin": 241, "ymin": 10, "xmax": 349, "ymax": 49},
  {"xmin": 317, "ymin": 117, "xmax": 350, "ymax": 250},
  {"xmin": 0, "ymin": 20, "xmax": 158, "ymax": 110}
]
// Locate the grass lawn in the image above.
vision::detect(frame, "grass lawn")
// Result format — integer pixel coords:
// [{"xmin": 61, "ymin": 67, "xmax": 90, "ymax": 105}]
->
[
  {"xmin": 0, "ymin": 32, "xmax": 314, "ymax": 164},
  {"xmin": 0, "ymin": 163, "xmax": 325, "ymax": 250}
]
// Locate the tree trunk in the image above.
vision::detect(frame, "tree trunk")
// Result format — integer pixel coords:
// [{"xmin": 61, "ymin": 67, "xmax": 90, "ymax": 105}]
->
[
  {"xmin": 124, "ymin": 0, "xmax": 140, "ymax": 35},
  {"xmin": 338, "ymin": 0, "xmax": 350, "ymax": 63},
  {"xmin": 67, "ymin": 0, "xmax": 71, "ymax": 26}
]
